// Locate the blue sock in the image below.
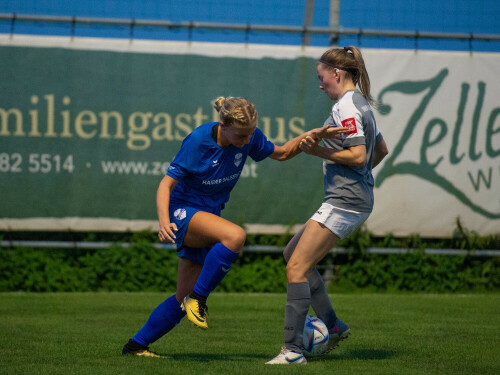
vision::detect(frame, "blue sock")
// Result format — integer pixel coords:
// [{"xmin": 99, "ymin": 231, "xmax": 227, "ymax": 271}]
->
[
  {"xmin": 133, "ymin": 295, "xmax": 186, "ymax": 346},
  {"xmin": 193, "ymin": 243, "xmax": 239, "ymax": 297}
]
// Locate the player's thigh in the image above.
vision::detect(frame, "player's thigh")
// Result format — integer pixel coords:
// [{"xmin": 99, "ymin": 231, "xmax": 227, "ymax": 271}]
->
[
  {"xmin": 183, "ymin": 211, "xmax": 246, "ymax": 251},
  {"xmin": 287, "ymin": 220, "xmax": 339, "ymax": 281},
  {"xmin": 175, "ymin": 257, "xmax": 203, "ymax": 302},
  {"xmin": 283, "ymin": 223, "xmax": 307, "ymax": 262}
]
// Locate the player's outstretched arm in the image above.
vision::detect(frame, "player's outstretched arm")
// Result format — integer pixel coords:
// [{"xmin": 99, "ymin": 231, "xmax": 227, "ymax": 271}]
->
[
  {"xmin": 157, "ymin": 175, "xmax": 179, "ymax": 243},
  {"xmin": 269, "ymin": 126, "xmax": 348, "ymax": 161}
]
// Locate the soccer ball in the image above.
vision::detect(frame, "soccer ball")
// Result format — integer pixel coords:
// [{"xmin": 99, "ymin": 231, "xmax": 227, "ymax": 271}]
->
[{"xmin": 302, "ymin": 315, "xmax": 329, "ymax": 356}]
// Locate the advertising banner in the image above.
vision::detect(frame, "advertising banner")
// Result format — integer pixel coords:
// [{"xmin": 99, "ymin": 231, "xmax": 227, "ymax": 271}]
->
[{"xmin": 0, "ymin": 35, "xmax": 498, "ymax": 237}]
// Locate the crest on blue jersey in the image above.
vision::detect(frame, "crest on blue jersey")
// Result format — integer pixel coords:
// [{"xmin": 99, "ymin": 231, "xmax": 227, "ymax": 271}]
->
[
  {"xmin": 234, "ymin": 153, "xmax": 243, "ymax": 167},
  {"xmin": 174, "ymin": 208, "xmax": 187, "ymax": 220}
]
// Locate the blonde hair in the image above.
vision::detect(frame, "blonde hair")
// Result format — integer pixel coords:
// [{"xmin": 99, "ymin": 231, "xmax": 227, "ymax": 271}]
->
[
  {"xmin": 318, "ymin": 46, "xmax": 374, "ymax": 105},
  {"xmin": 213, "ymin": 97, "xmax": 258, "ymax": 128}
]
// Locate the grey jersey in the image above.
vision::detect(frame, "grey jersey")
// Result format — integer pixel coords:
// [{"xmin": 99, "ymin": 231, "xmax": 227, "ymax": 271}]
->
[{"xmin": 322, "ymin": 90, "xmax": 383, "ymax": 212}]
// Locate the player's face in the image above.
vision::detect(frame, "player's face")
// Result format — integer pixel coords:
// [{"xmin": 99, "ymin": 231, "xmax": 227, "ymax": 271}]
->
[
  {"xmin": 222, "ymin": 123, "xmax": 256, "ymax": 148},
  {"xmin": 317, "ymin": 64, "xmax": 340, "ymax": 100}
]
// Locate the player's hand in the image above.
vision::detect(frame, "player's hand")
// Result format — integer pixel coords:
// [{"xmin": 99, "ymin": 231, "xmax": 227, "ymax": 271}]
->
[
  {"xmin": 299, "ymin": 135, "xmax": 320, "ymax": 155},
  {"xmin": 158, "ymin": 222, "xmax": 177, "ymax": 243},
  {"xmin": 312, "ymin": 125, "xmax": 349, "ymax": 140},
  {"xmin": 307, "ymin": 126, "xmax": 327, "ymax": 142}
]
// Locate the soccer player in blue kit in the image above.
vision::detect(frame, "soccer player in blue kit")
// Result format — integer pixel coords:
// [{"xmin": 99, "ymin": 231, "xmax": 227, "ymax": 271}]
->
[
  {"xmin": 122, "ymin": 96, "xmax": 348, "ymax": 357},
  {"xmin": 267, "ymin": 46, "xmax": 389, "ymax": 365}
]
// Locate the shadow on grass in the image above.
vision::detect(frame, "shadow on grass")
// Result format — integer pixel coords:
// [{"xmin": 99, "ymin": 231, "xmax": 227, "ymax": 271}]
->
[
  {"xmin": 167, "ymin": 353, "xmax": 269, "ymax": 362},
  {"xmin": 326, "ymin": 349, "xmax": 397, "ymax": 361},
  {"xmin": 162, "ymin": 349, "xmax": 396, "ymax": 362}
]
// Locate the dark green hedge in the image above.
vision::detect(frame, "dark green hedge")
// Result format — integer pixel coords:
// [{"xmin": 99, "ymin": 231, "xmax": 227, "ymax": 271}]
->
[
  {"xmin": 1, "ymin": 240, "xmax": 498, "ymax": 293},
  {"xmin": 0, "ymin": 241, "xmax": 177, "ymax": 292},
  {"xmin": 329, "ymin": 252, "xmax": 499, "ymax": 293}
]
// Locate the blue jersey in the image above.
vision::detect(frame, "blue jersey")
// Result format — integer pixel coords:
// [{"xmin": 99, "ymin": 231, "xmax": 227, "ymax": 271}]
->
[{"xmin": 166, "ymin": 122, "xmax": 275, "ymax": 209}]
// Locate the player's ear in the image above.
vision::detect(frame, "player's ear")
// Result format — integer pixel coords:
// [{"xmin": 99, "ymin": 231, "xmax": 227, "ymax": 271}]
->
[{"xmin": 334, "ymin": 68, "xmax": 342, "ymax": 80}]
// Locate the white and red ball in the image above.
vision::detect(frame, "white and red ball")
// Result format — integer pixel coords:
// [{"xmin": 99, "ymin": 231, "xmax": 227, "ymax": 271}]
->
[{"xmin": 302, "ymin": 314, "xmax": 329, "ymax": 356}]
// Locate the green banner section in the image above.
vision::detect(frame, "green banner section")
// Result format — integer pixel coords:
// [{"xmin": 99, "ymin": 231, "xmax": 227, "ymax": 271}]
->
[{"xmin": 0, "ymin": 45, "xmax": 330, "ymax": 226}]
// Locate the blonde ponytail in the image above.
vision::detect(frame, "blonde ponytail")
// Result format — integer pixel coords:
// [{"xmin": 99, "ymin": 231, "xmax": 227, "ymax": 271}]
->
[{"xmin": 213, "ymin": 96, "xmax": 258, "ymax": 128}]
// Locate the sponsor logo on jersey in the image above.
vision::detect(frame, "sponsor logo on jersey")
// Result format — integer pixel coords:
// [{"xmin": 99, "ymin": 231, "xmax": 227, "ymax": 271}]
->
[
  {"xmin": 341, "ymin": 117, "xmax": 357, "ymax": 134},
  {"xmin": 202, "ymin": 173, "xmax": 240, "ymax": 185},
  {"xmin": 212, "ymin": 159, "xmax": 219, "ymax": 167},
  {"xmin": 234, "ymin": 153, "xmax": 243, "ymax": 167},
  {"xmin": 173, "ymin": 208, "xmax": 187, "ymax": 220}
]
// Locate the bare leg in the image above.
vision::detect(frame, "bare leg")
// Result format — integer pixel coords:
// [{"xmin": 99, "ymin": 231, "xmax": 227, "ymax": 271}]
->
[
  {"xmin": 180, "ymin": 212, "xmax": 246, "ymax": 328},
  {"xmin": 129, "ymin": 258, "xmax": 201, "ymax": 347},
  {"xmin": 175, "ymin": 257, "xmax": 203, "ymax": 303},
  {"xmin": 283, "ymin": 224, "xmax": 306, "ymax": 262},
  {"xmin": 284, "ymin": 221, "xmax": 339, "ymax": 330},
  {"xmin": 287, "ymin": 220, "xmax": 339, "ymax": 282},
  {"xmin": 283, "ymin": 220, "xmax": 339, "ymax": 352},
  {"xmin": 183, "ymin": 211, "xmax": 246, "ymax": 252}
]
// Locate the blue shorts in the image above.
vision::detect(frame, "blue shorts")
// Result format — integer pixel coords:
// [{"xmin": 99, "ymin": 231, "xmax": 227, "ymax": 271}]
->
[{"xmin": 169, "ymin": 203, "xmax": 222, "ymax": 265}]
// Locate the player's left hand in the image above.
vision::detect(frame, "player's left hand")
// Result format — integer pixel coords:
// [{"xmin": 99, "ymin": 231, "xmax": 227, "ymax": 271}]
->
[
  {"xmin": 299, "ymin": 135, "xmax": 320, "ymax": 155},
  {"xmin": 158, "ymin": 222, "xmax": 177, "ymax": 243}
]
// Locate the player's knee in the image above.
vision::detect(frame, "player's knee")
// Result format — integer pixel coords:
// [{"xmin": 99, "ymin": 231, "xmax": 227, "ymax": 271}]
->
[
  {"xmin": 286, "ymin": 260, "xmax": 306, "ymax": 283},
  {"xmin": 222, "ymin": 226, "xmax": 246, "ymax": 252}
]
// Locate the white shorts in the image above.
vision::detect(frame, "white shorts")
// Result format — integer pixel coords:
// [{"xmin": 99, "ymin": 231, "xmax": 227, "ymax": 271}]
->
[{"xmin": 310, "ymin": 202, "xmax": 370, "ymax": 239}]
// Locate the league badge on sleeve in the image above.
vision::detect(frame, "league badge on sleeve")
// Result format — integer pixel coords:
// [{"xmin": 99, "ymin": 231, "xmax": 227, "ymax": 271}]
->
[{"xmin": 341, "ymin": 117, "xmax": 357, "ymax": 134}]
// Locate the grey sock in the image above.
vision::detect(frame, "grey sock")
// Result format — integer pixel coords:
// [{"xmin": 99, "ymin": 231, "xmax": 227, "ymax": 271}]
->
[
  {"xmin": 284, "ymin": 282, "xmax": 311, "ymax": 353},
  {"xmin": 307, "ymin": 267, "xmax": 337, "ymax": 330}
]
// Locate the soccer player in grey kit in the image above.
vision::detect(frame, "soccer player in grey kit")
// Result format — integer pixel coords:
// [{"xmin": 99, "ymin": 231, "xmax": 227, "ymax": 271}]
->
[{"xmin": 267, "ymin": 46, "xmax": 389, "ymax": 365}]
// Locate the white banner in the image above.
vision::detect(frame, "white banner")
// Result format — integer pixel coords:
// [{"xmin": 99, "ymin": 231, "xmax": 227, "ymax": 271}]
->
[{"xmin": 364, "ymin": 49, "xmax": 500, "ymax": 237}]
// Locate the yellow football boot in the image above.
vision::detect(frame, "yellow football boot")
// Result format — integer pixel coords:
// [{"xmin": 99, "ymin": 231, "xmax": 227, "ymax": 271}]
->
[
  {"xmin": 122, "ymin": 339, "xmax": 163, "ymax": 358},
  {"xmin": 181, "ymin": 294, "xmax": 208, "ymax": 329}
]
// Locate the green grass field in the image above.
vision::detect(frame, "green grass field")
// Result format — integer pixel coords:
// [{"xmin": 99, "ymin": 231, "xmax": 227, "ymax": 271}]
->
[{"xmin": 1, "ymin": 292, "xmax": 499, "ymax": 375}]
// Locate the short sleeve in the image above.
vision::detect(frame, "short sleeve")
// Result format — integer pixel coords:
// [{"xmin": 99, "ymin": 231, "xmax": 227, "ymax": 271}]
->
[
  {"xmin": 248, "ymin": 127, "xmax": 275, "ymax": 162},
  {"xmin": 337, "ymin": 99, "xmax": 365, "ymax": 148}
]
